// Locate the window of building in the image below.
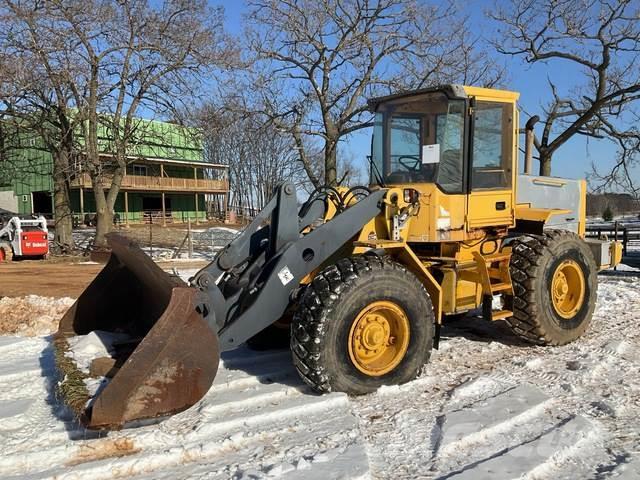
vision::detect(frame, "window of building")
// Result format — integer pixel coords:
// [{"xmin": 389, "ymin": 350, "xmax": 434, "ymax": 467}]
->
[{"xmin": 132, "ymin": 164, "xmax": 148, "ymax": 176}]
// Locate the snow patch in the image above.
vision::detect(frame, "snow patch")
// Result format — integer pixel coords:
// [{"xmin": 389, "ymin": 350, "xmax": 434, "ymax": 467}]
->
[{"xmin": 65, "ymin": 330, "xmax": 130, "ymax": 374}]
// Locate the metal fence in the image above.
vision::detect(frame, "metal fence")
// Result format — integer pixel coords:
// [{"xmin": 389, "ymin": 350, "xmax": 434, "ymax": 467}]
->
[{"xmin": 585, "ymin": 221, "xmax": 640, "ymax": 256}]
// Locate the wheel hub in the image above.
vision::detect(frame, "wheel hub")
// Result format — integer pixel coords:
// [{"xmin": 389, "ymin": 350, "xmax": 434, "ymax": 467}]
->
[
  {"xmin": 348, "ymin": 301, "xmax": 410, "ymax": 376},
  {"xmin": 551, "ymin": 260, "xmax": 585, "ymax": 319}
]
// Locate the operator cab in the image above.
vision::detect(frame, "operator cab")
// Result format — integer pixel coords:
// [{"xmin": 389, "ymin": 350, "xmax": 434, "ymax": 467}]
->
[{"xmin": 368, "ymin": 85, "xmax": 516, "ymax": 194}]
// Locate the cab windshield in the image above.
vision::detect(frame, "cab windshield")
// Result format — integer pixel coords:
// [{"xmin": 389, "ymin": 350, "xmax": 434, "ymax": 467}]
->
[{"xmin": 370, "ymin": 92, "xmax": 466, "ymax": 193}]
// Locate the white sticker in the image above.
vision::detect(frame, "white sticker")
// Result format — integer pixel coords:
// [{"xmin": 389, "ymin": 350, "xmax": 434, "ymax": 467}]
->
[
  {"xmin": 422, "ymin": 144, "xmax": 440, "ymax": 164},
  {"xmin": 437, "ymin": 217, "xmax": 451, "ymax": 230},
  {"xmin": 278, "ymin": 266, "xmax": 294, "ymax": 286}
]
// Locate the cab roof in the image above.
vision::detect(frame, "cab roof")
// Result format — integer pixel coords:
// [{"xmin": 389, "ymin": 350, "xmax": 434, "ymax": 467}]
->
[{"xmin": 367, "ymin": 84, "xmax": 520, "ymax": 111}]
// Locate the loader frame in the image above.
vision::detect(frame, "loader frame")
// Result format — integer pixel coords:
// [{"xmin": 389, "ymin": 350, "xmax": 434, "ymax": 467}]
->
[{"xmin": 192, "ymin": 183, "xmax": 388, "ymax": 351}]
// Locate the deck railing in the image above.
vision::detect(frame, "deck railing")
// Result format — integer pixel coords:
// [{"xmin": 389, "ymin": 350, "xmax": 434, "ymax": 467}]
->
[{"xmin": 70, "ymin": 173, "xmax": 228, "ymax": 192}]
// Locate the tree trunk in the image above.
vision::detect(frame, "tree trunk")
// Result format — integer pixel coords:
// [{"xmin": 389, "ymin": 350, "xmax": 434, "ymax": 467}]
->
[
  {"xmin": 539, "ymin": 151, "xmax": 552, "ymax": 176},
  {"xmin": 324, "ymin": 138, "xmax": 338, "ymax": 186},
  {"xmin": 93, "ymin": 182, "xmax": 113, "ymax": 248},
  {"xmin": 52, "ymin": 151, "xmax": 75, "ymax": 251}
]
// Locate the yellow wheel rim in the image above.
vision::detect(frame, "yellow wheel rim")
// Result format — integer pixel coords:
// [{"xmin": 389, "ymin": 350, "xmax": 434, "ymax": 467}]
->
[
  {"xmin": 551, "ymin": 260, "xmax": 586, "ymax": 319},
  {"xmin": 348, "ymin": 300, "xmax": 410, "ymax": 377}
]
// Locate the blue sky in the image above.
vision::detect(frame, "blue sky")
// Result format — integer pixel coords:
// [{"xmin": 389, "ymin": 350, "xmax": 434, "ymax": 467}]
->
[{"xmin": 215, "ymin": 0, "xmax": 619, "ymax": 183}]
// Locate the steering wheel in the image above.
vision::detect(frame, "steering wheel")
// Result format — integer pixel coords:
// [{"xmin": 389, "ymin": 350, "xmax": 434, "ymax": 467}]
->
[{"xmin": 397, "ymin": 155, "xmax": 421, "ymax": 171}]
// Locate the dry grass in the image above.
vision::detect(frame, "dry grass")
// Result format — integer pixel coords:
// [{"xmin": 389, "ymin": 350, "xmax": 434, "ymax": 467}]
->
[
  {"xmin": 53, "ymin": 335, "xmax": 91, "ymax": 418},
  {"xmin": 0, "ymin": 296, "xmax": 74, "ymax": 336},
  {"xmin": 66, "ymin": 437, "xmax": 139, "ymax": 466}
]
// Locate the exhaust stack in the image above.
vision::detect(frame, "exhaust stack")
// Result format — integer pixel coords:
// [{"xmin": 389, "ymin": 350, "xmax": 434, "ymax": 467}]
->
[{"xmin": 523, "ymin": 115, "xmax": 539, "ymax": 175}]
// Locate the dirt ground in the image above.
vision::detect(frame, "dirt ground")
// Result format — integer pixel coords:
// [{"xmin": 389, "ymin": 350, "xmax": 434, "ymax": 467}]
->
[{"xmin": 0, "ymin": 259, "xmax": 208, "ymax": 297}]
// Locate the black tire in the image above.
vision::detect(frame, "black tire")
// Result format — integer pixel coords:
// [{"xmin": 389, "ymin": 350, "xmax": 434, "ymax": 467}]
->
[
  {"xmin": 507, "ymin": 230, "xmax": 597, "ymax": 345},
  {"xmin": 0, "ymin": 242, "xmax": 13, "ymax": 262},
  {"xmin": 291, "ymin": 255, "xmax": 435, "ymax": 394}
]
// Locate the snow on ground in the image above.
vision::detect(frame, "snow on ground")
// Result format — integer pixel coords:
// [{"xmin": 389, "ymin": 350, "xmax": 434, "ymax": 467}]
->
[
  {"xmin": 0, "ymin": 275, "xmax": 639, "ymax": 479},
  {"xmin": 50, "ymin": 226, "xmax": 239, "ymax": 261},
  {"xmin": 65, "ymin": 331, "xmax": 131, "ymax": 374}
]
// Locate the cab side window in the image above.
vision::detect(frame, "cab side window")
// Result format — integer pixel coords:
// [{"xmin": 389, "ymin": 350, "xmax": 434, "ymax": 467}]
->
[{"xmin": 471, "ymin": 102, "xmax": 512, "ymax": 189}]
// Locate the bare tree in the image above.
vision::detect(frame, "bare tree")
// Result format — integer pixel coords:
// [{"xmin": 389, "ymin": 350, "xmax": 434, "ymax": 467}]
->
[
  {"xmin": 491, "ymin": 0, "xmax": 640, "ymax": 177},
  {"xmin": 3, "ymin": 0, "xmax": 235, "ymax": 246},
  {"xmin": 51, "ymin": 0, "xmax": 234, "ymax": 245},
  {"xmin": 0, "ymin": 3, "xmax": 82, "ymax": 249},
  {"xmin": 244, "ymin": 0, "xmax": 504, "ymax": 187},
  {"xmin": 200, "ymin": 105, "xmax": 306, "ymax": 213},
  {"xmin": 587, "ymin": 107, "xmax": 640, "ymax": 197}
]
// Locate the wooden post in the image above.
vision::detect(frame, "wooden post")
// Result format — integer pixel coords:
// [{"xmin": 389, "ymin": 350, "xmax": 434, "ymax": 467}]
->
[
  {"xmin": 149, "ymin": 216, "xmax": 153, "ymax": 258},
  {"xmin": 614, "ymin": 221, "xmax": 619, "ymax": 271},
  {"xmin": 187, "ymin": 217, "xmax": 193, "ymax": 259},
  {"xmin": 79, "ymin": 187, "xmax": 85, "ymax": 218},
  {"xmin": 195, "ymin": 193, "xmax": 199, "ymax": 225},
  {"xmin": 224, "ymin": 192, "xmax": 229, "ymax": 221},
  {"xmin": 160, "ymin": 163, "xmax": 164, "ymax": 178},
  {"xmin": 194, "ymin": 167, "xmax": 199, "ymax": 224},
  {"xmin": 124, "ymin": 191, "xmax": 129, "ymax": 227},
  {"xmin": 161, "ymin": 192, "xmax": 166, "ymax": 227}
]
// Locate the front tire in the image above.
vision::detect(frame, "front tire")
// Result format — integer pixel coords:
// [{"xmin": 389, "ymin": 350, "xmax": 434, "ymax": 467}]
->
[
  {"xmin": 507, "ymin": 230, "xmax": 597, "ymax": 345},
  {"xmin": 291, "ymin": 255, "xmax": 434, "ymax": 394},
  {"xmin": 0, "ymin": 242, "xmax": 13, "ymax": 263}
]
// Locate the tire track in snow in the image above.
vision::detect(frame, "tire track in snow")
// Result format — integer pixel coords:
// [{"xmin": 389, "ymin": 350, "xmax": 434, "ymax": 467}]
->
[
  {"xmin": 1, "ymin": 276, "xmax": 639, "ymax": 479},
  {"xmin": 0, "ymin": 345, "xmax": 369, "ymax": 479},
  {"xmin": 351, "ymin": 277, "xmax": 640, "ymax": 479}
]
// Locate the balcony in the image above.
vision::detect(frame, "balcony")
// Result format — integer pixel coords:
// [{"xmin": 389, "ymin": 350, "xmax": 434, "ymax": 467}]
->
[{"xmin": 70, "ymin": 173, "xmax": 228, "ymax": 193}]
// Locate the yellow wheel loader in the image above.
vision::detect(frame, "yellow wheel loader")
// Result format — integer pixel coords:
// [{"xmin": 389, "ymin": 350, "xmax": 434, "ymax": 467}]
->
[{"xmin": 55, "ymin": 85, "xmax": 622, "ymax": 429}]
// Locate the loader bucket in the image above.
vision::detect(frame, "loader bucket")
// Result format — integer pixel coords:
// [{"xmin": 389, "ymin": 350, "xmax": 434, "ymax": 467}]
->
[{"xmin": 56, "ymin": 233, "xmax": 220, "ymax": 430}]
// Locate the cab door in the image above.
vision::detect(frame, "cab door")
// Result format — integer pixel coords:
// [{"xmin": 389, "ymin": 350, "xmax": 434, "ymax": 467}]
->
[{"xmin": 466, "ymin": 100, "xmax": 516, "ymax": 229}]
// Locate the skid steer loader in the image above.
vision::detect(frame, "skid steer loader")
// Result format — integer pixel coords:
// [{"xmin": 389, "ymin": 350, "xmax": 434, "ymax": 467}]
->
[{"xmin": 55, "ymin": 85, "xmax": 622, "ymax": 429}]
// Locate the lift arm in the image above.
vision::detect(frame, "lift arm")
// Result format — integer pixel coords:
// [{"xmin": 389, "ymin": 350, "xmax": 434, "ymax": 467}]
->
[{"xmin": 192, "ymin": 182, "xmax": 387, "ymax": 351}]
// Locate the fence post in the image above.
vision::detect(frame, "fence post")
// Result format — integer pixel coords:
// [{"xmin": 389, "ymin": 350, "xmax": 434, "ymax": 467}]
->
[{"xmin": 623, "ymin": 228, "xmax": 628, "ymax": 257}]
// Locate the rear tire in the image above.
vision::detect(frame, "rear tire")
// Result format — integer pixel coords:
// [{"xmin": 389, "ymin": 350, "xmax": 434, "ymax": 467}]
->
[
  {"xmin": 291, "ymin": 255, "xmax": 434, "ymax": 394},
  {"xmin": 0, "ymin": 242, "xmax": 13, "ymax": 263},
  {"xmin": 507, "ymin": 230, "xmax": 597, "ymax": 345}
]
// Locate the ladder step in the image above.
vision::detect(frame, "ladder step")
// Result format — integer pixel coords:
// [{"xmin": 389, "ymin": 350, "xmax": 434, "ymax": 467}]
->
[
  {"xmin": 484, "ymin": 253, "xmax": 511, "ymax": 263},
  {"xmin": 491, "ymin": 282, "xmax": 512, "ymax": 292},
  {"xmin": 491, "ymin": 310, "xmax": 513, "ymax": 321}
]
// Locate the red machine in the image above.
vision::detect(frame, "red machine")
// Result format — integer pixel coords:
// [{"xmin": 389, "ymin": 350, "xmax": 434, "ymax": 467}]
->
[{"xmin": 0, "ymin": 216, "xmax": 49, "ymax": 262}]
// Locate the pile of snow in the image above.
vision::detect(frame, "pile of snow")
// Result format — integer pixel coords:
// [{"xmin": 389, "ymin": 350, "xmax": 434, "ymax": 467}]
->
[
  {"xmin": 0, "ymin": 295, "xmax": 74, "ymax": 336},
  {"xmin": 64, "ymin": 330, "xmax": 133, "ymax": 401},
  {"xmin": 65, "ymin": 330, "xmax": 129, "ymax": 374}
]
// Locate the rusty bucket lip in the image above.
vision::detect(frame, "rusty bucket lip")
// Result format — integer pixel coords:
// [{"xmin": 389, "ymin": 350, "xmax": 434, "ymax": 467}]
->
[
  {"xmin": 79, "ymin": 289, "xmax": 220, "ymax": 431},
  {"xmin": 56, "ymin": 234, "xmax": 220, "ymax": 430}
]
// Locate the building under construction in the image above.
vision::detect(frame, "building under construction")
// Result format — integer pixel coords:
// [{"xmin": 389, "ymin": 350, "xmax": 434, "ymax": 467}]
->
[{"xmin": 0, "ymin": 119, "xmax": 229, "ymax": 225}]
